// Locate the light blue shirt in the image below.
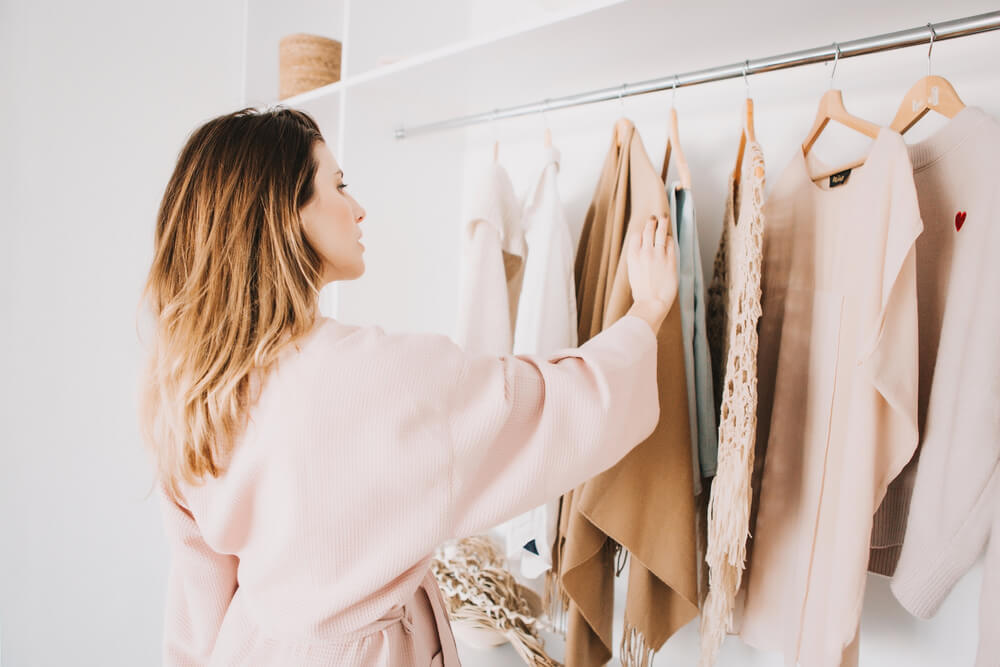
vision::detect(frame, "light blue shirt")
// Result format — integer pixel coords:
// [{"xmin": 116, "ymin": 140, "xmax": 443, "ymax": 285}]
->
[{"xmin": 669, "ymin": 184, "xmax": 718, "ymax": 494}]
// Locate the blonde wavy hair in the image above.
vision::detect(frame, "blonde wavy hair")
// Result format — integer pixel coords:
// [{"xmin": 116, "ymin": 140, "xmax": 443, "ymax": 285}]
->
[{"xmin": 138, "ymin": 106, "xmax": 327, "ymax": 504}]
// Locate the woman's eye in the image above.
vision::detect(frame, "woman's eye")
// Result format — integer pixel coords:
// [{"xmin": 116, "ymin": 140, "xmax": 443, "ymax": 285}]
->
[{"xmin": 337, "ymin": 183, "xmax": 348, "ymax": 191}]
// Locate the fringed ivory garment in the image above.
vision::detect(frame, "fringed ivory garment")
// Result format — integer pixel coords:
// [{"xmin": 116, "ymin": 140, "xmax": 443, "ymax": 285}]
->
[
  {"xmin": 550, "ymin": 119, "xmax": 699, "ymax": 667},
  {"xmin": 699, "ymin": 138, "xmax": 766, "ymax": 666}
]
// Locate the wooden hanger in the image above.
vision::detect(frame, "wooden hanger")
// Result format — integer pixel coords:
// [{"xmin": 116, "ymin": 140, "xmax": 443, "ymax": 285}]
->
[
  {"xmin": 890, "ymin": 75, "xmax": 964, "ymax": 133},
  {"xmin": 614, "ymin": 117, "xmax": 632, "ymax": 149},
  {"xmin": 733, "ymin": 97, "xmax": 759, "ymax": 187},
  {"xmin": 801, "ymin": 88, "xmax": 881, "ymax": 181},
  {"xmin": 660, "ymin": 77, "xmax": 691, "ymax": 190},
  {"xmin": 660, "ymin": 107, "xmax": 692, "ymax": 190},
  {"xmin": 892, "ymin": 24, "xmax": 965, "ymax": 134},
  {"xmin": 491, "ymin": 109, "xmax": 500, "ymax": 161},
  {"xmin": 542, "ymin": 99, "xmax": 554, "ymax": 148},
  {"xmin": 733, "ymin": 62, "xmax": 765, "ymax": 190}
]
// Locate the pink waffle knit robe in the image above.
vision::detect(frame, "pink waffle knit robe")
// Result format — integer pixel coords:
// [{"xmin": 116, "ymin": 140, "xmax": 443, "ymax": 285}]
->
[{"xmin": 155, "ymin": 311, "xmax": 661, "ymax": 666}]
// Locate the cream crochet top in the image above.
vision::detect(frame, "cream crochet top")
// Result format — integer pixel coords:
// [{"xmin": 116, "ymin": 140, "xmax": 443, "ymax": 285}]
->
[{"xmin": 700, "ymin": 138, "xmax": 766, "ymax": 667}]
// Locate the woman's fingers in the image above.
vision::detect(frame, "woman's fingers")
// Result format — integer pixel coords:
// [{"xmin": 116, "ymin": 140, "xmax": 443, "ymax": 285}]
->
[
  {"xmin": 654, "ymin": 214, "xmax": 669, "ymax": 247},
  {"xmin": 627, "ymin": 217, "xmax": 641, "ymax": 260},
  {"xmin": 642, "ymin": 215, "xmax": 656, "ymax": 249}
]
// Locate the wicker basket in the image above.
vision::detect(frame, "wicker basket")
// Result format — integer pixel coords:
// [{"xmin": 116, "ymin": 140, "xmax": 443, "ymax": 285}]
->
[{"xmin": 279, "ymin": 33, "xmax": 342, "ymax": 99}]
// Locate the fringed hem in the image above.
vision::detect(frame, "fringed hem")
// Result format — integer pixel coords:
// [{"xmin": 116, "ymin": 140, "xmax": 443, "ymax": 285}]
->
[
  {"xmin": 620, "ymin": 623, "xmax": 657, "ymax": 667},
  {"xmin": 698, "ymin": 456, "xmax": 752, "ymax": 667},
  {"xmin": 698, "ymin": 584, "xmax": 735, "ymax": 667}
]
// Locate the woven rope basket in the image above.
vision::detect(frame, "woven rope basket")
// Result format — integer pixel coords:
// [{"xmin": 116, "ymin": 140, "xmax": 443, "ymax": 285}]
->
[{"xmin": 279, "ymin": 33, "xmax": 342, "ymax": 99}]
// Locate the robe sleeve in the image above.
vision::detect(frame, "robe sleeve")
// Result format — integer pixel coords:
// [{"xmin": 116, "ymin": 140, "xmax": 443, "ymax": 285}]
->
[
  {"xmin": 445, "ymin": 312, "xmax": 661, "ymax": 541},
  {"xmin": 156, "ymin": 480, "xmax": 239, "ymax": 666}
]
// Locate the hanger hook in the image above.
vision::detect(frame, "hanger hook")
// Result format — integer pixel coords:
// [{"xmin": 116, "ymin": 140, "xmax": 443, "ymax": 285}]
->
[
  {"xmin": 743, "ymin": 59, "xmax": 750, "ymax": 98},
  {"xmin": 542, "ymin": 98, "xmax": 551, "ymax": 129},
  {"xmin": 927, "ymin": 22, "xmax": 937, "ymax": 75},
  {"xmin": 672, "ymin": 75, "xmax": 679, "ymax": 108},
  {"xmin": 830, "ymin": 42, "xmax": 841, "ymax": 89},
  {"xmin": 619, "ymin": 83, "xmax": 627, "ymax": 109}
]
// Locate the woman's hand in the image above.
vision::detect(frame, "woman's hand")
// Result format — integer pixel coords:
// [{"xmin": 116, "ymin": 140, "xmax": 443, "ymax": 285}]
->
[{"xmin": 626, "ymin": 214, "xmax": 678, "ymax": 335}]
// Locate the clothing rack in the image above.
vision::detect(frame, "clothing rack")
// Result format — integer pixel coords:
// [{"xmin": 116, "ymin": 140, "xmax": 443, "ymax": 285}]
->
[{"xmin": 393, "ymin": 10, "xmax": 1000, "ymax": 140}]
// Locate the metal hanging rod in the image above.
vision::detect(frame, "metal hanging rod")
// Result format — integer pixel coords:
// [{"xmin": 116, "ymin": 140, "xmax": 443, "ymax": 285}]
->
[{"xmin": 394, "ymin": 10, "xmax": 1000, "ymax": 140}]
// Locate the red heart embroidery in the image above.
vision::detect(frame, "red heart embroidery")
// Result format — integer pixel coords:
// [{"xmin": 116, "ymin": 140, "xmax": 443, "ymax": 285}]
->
[{"xmin": 955, "ymin": 211, "xmax": 967, "ymax": 231}]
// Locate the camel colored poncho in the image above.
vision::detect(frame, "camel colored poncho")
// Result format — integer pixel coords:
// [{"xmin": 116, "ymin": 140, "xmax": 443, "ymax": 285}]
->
[{"xmin": 551, "ymin": 118, "xmax": 699, "ymax": 667}]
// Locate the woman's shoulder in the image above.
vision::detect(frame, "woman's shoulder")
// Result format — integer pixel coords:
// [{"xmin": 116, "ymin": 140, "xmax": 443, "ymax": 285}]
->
[
  {"xmin": 305, "ymin": 316, "xmax": 466, "ymax": 369},
  {"xmin": 291, "ymin": 316, "xmax": 372, "ymax": 353},
  {"xmin": 294, "ymin": 318, "xmax": 469, "ymax": 407}
]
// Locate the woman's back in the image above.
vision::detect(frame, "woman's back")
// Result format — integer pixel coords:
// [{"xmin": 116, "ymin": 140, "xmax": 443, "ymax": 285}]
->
[
  {"xmin": 163, "ymin": 317, "xmax": 457, "ymax": 663},
  {"xmin": 158, "ymin": 313, "xmax": 661, "ymax": 665}
]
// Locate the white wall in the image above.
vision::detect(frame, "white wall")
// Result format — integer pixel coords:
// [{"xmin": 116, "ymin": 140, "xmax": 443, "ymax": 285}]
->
[
  {"xmin": 0, "ymin": 1, "xmax": 244, "ymax": 664},
  {"xmin": 0, "ymin": 1, "xmax": 993, "ymax": 665}
]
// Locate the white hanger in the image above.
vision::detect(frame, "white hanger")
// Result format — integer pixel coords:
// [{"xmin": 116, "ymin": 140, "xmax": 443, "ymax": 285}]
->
[{"xmin": 614, "ymin": 83, "xmax": 631, "ymax": 148}]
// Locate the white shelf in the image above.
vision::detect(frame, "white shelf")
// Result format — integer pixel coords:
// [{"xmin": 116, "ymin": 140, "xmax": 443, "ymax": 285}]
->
[
  {"xmin": 361, "ymin": 0, "xmax": 989, "ymax": 137},
  {"xmin": 252, "ymin": 0, "xmax": 626, "ymax": 109},
  {"xmin": 278, "ymin": 0, "xmax": 980, "ymax": 139}
]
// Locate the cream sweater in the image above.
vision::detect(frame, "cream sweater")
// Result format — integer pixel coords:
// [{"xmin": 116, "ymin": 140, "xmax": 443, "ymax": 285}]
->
[
  {"xmin": 881, "ymin": 106, "xmax": 1000, "ymax": 667},
  {"xmin": 156, "ymin": 312, "xmax": 660, "ymax": 666}
]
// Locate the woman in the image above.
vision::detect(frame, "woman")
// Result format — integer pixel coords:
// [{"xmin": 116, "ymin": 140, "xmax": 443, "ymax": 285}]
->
[{"xmin": 140, "ymin": 106, "xmax": 678, "ymax": 666}]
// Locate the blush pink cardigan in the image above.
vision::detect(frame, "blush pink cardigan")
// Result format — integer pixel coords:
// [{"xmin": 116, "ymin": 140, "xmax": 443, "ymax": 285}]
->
[{"xmin": 156, "ymin": 312, "xmax": 660, "ymax": 666}]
